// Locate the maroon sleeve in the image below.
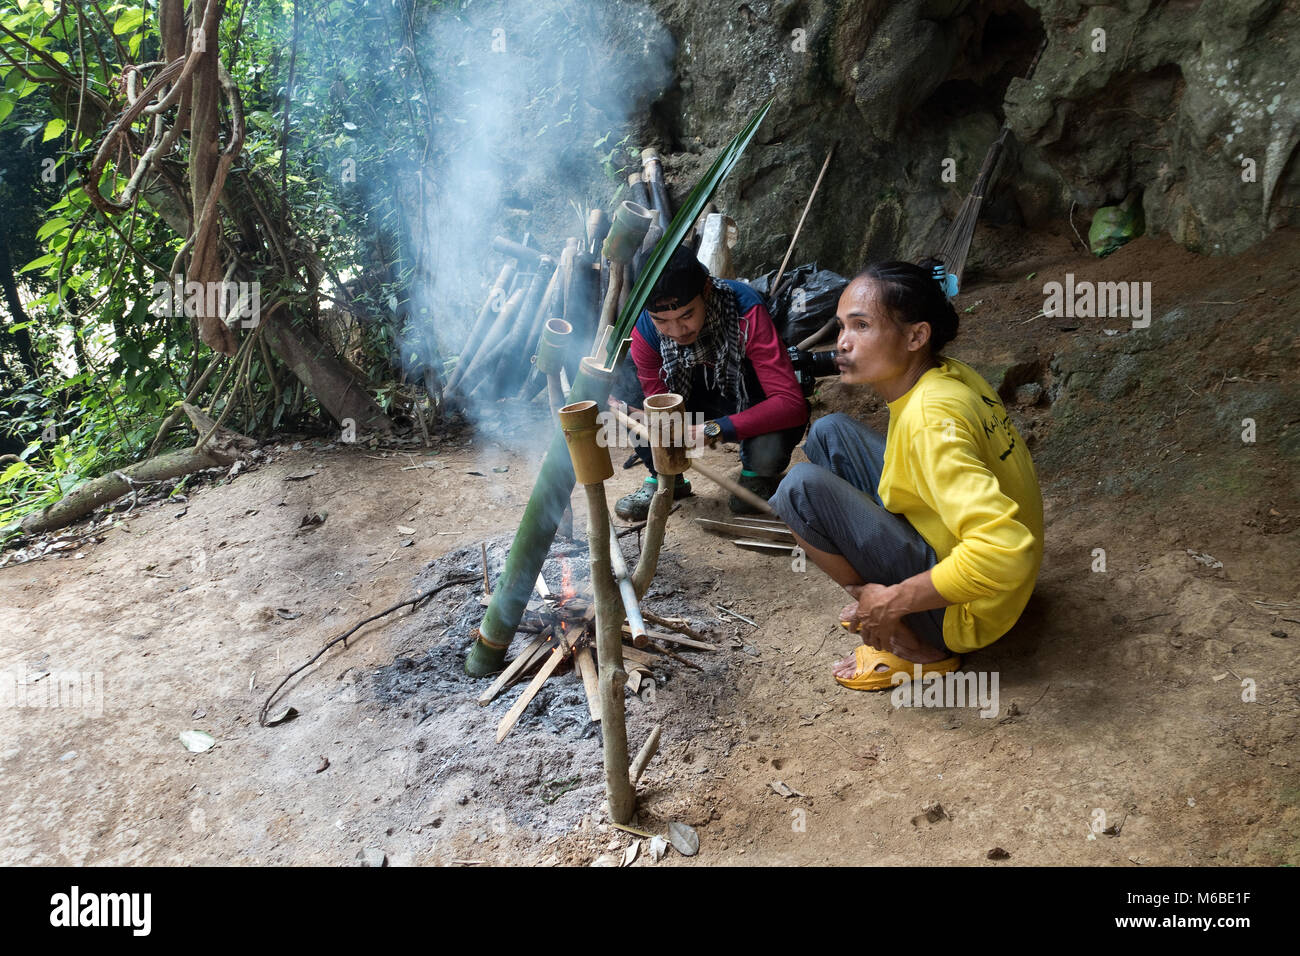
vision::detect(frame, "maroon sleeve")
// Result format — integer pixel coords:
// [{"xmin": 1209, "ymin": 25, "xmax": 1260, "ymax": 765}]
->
[
  {"xmin": 630, "ymin": 325, "xmax": 666, "ymax": 402},
  {"xmin": 723, "ymin": 304, "xmax": 809, "ymax": 441}
]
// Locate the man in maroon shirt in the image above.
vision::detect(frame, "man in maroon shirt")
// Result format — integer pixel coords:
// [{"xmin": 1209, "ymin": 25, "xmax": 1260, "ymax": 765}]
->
[{"xmin": 613, "ymin": 246, "xmax": 809, "ymax": 521}]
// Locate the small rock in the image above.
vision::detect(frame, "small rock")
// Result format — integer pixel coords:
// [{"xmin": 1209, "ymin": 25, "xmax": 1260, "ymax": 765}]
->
[
  {"xmin": 314, "ymin": 756, "xmax": 330, "ymax": 773},
  {"xmin": 1271, "ymin": 629, "xmax": 1288, "ymax": 639},
  {"xmin": 667, "ymin": 821, "xmax": 700, "ymax": 857},
  {"xmin": 356, "ymin": 847, "xmax": 387, "ymax": 867},
  {"xmin": 590, "ymin": 854, "xmax": 620, "ymax": 867},
  {"xmin": 1014, "ymin": 383, "xmax": 1043, "ymax": 406},
  {"xmin": 987, "ymin": 847, "xmax": 1011, "ymax": 860},
  {"xmin": 912, "ymin": 802, "xmax": 948, "ymax": 825},
  {"xmin": 59, "ymin": 750, "xmax": 77, "ymax": 762}
]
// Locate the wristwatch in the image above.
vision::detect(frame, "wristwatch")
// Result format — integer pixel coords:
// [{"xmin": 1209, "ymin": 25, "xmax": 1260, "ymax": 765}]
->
[{"xmin": 702, "ymin": 420, "xmax": 723, "ymax": 444}]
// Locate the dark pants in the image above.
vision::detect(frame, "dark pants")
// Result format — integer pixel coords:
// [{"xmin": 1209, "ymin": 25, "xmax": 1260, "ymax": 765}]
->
[
  {"xmin": 769, "ymin": 413, "xmax": 949, "ymax": 652},
  {"xmin": 631, "ymin": 363, "xmax": 807, "ymax": 479}
]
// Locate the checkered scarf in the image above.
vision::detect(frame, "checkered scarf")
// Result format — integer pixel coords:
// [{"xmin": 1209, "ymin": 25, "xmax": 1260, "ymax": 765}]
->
[{"xmin": 658, "ymin": 278, "xmax": 748, "ymax": 408}]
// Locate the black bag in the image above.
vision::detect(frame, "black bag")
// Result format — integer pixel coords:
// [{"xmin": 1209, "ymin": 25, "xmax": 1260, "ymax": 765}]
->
[{"xmin": 747, "ymin": 262, "xmax": 848, "ymax": 346}]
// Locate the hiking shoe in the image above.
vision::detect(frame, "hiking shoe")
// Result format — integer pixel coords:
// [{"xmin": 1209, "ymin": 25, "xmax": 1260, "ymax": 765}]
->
[
  {"xmin": 729, "ymin": 472, "xmax": 781, "ymax": 515},
  {"xmin": 615, "ymin": 475, "xmax": 692, "ymax": 522}
]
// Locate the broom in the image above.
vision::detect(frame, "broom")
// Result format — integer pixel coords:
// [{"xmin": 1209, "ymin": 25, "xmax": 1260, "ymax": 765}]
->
[
  {"xmin": 933, "ymin": 37, "xmax": 1048, "ymax": 291},
  {"xmin": 933, "ymin": 126, "xmax": 1010, "ymax": 291}
]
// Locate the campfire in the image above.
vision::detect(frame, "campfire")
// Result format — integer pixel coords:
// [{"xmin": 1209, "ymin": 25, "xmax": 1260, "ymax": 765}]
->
[{"xmin": 478, "ymin": 552, "xmax": 714, "ymax": 746}]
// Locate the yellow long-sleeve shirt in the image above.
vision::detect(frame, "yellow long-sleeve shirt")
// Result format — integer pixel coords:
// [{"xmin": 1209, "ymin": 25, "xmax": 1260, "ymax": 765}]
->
[{"xmin": 880, "ymin": 357, "xmax": 1044, "ymax": 653}]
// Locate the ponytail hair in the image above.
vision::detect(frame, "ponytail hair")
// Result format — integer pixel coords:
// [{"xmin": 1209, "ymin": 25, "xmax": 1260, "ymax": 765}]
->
[{"xmin": 853, "ymin": 259, "xmax": 960, "ymax": 354}]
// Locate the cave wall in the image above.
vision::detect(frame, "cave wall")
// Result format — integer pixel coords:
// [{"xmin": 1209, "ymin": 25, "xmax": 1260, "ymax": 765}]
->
[{"xmin": 641, "ymin": 0, "xmax": 1299, "ymax": 275}]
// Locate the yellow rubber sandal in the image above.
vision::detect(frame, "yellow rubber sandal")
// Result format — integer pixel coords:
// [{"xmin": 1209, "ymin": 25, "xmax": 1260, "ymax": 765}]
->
[{"xmin": 834, "ymin": 644, "xmax": 962, "ymax": 692}]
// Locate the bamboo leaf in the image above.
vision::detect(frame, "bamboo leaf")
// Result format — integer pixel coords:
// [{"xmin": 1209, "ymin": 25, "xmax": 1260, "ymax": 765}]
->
[{"xmin": 604, "ymin": 96, "xmax": 774, "ymax": 366}]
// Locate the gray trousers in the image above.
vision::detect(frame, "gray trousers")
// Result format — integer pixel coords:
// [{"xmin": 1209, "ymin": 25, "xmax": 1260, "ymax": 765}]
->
[{"xmin": 769, "ymin": 413, "xmax": 949, "ymax": 652}]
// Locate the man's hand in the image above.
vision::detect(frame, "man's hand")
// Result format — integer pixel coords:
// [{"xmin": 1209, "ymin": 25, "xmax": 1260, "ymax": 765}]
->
[
  {"xmin": 608, "ymin": 398, "xmax": 644, "ymax": 423},
  {"xmin": 840, "ymin": 583, "xmax": 904, "ymax": 651}
]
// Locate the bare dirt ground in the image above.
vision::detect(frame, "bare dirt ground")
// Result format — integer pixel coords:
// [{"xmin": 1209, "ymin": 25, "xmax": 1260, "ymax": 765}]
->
[{"xmin": 2, "ymin": 226, "xmax": 1297, "ymax": 866}]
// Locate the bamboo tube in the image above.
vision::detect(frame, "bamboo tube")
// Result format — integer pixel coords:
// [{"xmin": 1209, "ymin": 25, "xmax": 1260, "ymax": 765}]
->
[
  {"xmin": 559, "ymin": 400, "xmax": 613, "ymax": 485},
  {"xmin": 586, "ymin": 209, "xmax": 610, "ymax": 256},
  {"xmin": 535, "ymin": 318, "xmax": 571, "ymax": 377},
  {"xmin": 455, "ymin": 286, "xmax": 526, "ymax": 391},
  {"xmin": 491, "ymin": 235, "xmax": 545, "ymax": 263},
  {"xmin": 522, "ymin": 257, "xmax": 564, "ymax": 362},
  {"xmin": 641, "ymin": 148, "xmax": 672, "ymax": 222},
  {"xmin": 643, "ymin": 392, "xmax": 688, "ymax": 476},
  {"xmin": 610, "ymin": 408, "xmax": 777, "ymax": 516},
  {"xmin": 609, "ymin": 525, "xmax": 648, "ymax": 648},
  {"xmin": 631, "ymin": 210, "xmax": 663, "ymax": 286},
  {"xmin": 466, "ymin": 357, "xmax": 616, "ymax": 676},
  {"xmin": 447, "ymin": 260, "xmax": 516, "ymax": 393},
  {"xmin": 473, "ymin": 264, "xmax": 550, "ymax": 398},
  {"xmin": 601, "ymin": 201, "xmax": 653, "ymax": 264},
  {"xmin": 591, "ymin": 263, "xmax": 624, "ymax": 358},
  {"xmin": 627, "ymin": 172, "xmax": 650, "ymax": 209},
  {"xmin": 616, "ymin": 261, "xmax": 631, "ymax": 316},
  {"xmin": 584, "ymin": 481, "xmax": 636, "ymax": 824}
]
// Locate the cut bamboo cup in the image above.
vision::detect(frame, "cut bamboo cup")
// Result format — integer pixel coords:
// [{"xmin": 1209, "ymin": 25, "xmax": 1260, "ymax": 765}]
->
[
  {"xmin": 601, "ymin": 201, "xmax": 653, "ymax": 265},
  {"xmin": 643, "ymin": 392, "xmax": 688, "ymax": 476},
  {"xmin": 559, "ymin": 400, "xmax": 613, "ymax": 485}
]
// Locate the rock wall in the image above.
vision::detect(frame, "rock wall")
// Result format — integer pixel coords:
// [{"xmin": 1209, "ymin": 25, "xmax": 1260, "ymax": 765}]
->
[{"xmin": 642, "ymin": 0, "xmax": 1299, "ymax": 275}]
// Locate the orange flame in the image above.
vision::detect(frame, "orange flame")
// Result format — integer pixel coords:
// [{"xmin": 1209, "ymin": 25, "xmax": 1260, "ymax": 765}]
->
[{"xmin": 559, "ymin": 557, "xmax": 576, "ymax": 604}]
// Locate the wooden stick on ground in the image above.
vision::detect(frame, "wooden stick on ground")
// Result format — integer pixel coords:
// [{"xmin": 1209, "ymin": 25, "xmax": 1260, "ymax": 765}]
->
[
  {"xmin": 642, "ymin": 609, "xmax": 706, "ymax": 642},
  {"xmin": 629, "ymin": 724, "xmax": 662, "ymax": 785},
  {"xmin": 496, "ymin": 641, "xmax": 568, "ymax": 743},
  {"xmin": 477, "ymin": 631, "xmax": 550, "ymax": 707}
]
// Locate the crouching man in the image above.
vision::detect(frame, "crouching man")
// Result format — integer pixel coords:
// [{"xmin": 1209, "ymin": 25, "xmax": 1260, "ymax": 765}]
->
[{"xmin": 613, "ymin": 245, "xmax": 809, "ymax": 520}]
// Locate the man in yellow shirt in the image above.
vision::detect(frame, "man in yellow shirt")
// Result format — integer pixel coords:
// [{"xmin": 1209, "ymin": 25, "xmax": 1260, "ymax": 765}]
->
[{"xmin": 769, "ymin": 261, "xmax": 1044, "ymax": 689}]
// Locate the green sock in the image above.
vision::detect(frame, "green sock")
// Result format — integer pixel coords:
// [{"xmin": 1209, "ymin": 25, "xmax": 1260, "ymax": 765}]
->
[
  {"xmin": 645, "ymin": 476, "xmax": 659, "ymax": 485},
  {"xmin": 741, "ymin": 469, "xmax": 758, "ymax": 478}
]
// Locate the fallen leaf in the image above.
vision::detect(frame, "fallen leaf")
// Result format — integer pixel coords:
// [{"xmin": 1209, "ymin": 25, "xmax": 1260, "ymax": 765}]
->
[
  {"xmin": 315, "ymin": 756, "xmax": 330, "ymax": 773},
  {"xmin": 180, "ymin": 730, "xmax": 215, "ymax": 753},
  {"xmin": 299, "ymin": 511, "xmax": 327, "ymax": 528},
  {"xmin": 648, "ymin": 835, "xmax": 668, "ymax": 862},
  {"xmin": 267, "ymin": 706, "xmax": 299, "ymax": 726},
  {"xmin": 284, "ymin": 471, "xmax": 318, "ymax": 481},
  {"xmin": 769, "ymin": 781, "xmax": 795, "ymax": 798},
  {"xmin": 622, "ymin": 841, "xmax": 640, "ymax": 867},
  {"xmin": 274, "ymin": 608, "xmax": 301, "ymax": 620},
  {"xmin": 667, "ymin": 821, "xmax": 699, "ymax": 857},
  {"xmin": 396, "ymin": 525, "xmax": 417, "ymax": 535},
  {"xmin": 987, "ymin": 847, "xmax": 1011, "ymax": 860}
]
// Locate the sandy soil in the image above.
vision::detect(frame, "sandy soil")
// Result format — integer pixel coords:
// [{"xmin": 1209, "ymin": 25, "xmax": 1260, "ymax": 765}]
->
[{"xmin": 2, "ymin": 227, "xmax": 1297, "ymax": 866}]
